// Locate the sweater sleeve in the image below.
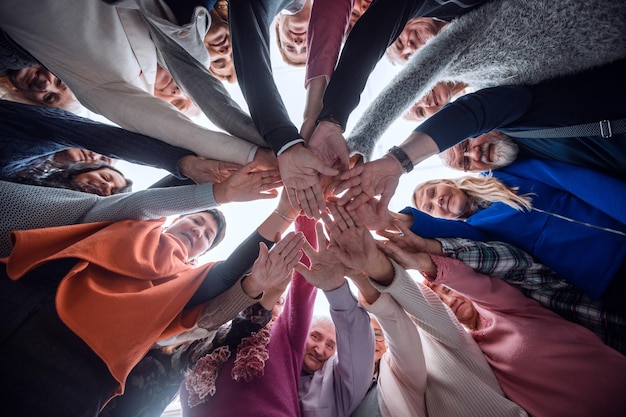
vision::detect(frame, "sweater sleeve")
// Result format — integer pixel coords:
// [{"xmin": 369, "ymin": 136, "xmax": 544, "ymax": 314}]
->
[
  {"xmin": 344, "ymin": 16, "xmax": 475, "ymax": 160},
  {"xmin": 281, "ymin": 216, "xmax": 319, "ymax": 357},
  {"xmin": 305, "ymin": 0, "xmax": 353, "ymax": 86},
  {"xmin": 416, "ymin": 86, "xmax": 533, "ymax": 150},
  {"xmin": 80, "ymin": 81, "xmax": 258, "ymax": 165},
  {"xmin": 228, "ymin": 0, "xmax": 302, "ymax": 154},
  {"xmin": 370, "ymin": 259, "xmax": 470, "ymax": 349},
  {"xmin": 325, "ymin": 282, "xmax": 375, "ymax": 416},
  {"xmin": 0, "ymin": 100, "xmax": 193, "ymax": 178},
  {"xmin": 319, "ymin": 0, "xmax": 417, "ymax": 131},
  {"xmin": 400, "ymin": 207, "xmax": 490, "ymax": 241},
  {"xmin": 80, "ymin": 183, "xmax": 218, "ymax": 223},
  {"xmin": 363, "ymin": 292, "xmax": 427, "ymax": 398}
]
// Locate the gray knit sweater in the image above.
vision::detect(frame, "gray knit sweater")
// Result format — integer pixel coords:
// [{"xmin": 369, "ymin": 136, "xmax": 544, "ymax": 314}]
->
[{"xmin": 347, "ymin": 0, "xmax": 626, "ymax": 160}]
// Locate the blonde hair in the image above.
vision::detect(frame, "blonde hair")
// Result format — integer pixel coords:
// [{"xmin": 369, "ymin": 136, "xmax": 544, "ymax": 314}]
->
[{"xmin": 413, "ymin": 174, "xmax": 533, "ymax": 218}]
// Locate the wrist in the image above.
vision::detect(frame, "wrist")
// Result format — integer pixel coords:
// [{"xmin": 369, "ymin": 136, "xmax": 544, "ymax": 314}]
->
[
  {"xmin": 387, "ymin": 146, "xmax": 413, "ymax": 173},
  {"xmin": 320, "ymin": 276, "xmax": 347, "ymax": 292},
  {"xmin": 177, "ymin": 154, "xmax": 196, "ymax": 178},
  {"xmin": 213, "ymin": 182, "xmax": 227, "ymax": 205},
  {"xmin": 316, "ymin": 116, "xmax": 343, "ymax": 132},
  {"xmin": 273, "ymin": 209, "xmax": 297, "ymax": 223},
  {"xmin": 365, "ymin": 252, "xmax": 394, "ymax": 284},
  {"xmin": 241, "ymin": 274, "xmax": 264, "ymax": 299}
]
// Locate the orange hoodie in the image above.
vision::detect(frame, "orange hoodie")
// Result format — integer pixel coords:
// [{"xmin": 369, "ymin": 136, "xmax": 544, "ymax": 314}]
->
[{"xmin": 2, "ymin": 218, "xmax": 214, "ymax": 395}]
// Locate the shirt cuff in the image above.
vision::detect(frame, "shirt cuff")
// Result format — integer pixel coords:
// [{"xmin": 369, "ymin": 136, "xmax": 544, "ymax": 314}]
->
[
  {"xmin": 246, "ymin": 145, "xmax": 259, "ymax": 163},
  {"xmin": 276, "ymin": 139, "xmax": 305, "ymax": 156}
]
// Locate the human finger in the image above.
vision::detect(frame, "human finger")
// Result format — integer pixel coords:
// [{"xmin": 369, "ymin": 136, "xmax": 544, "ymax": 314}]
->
[
  {"xmin": 304, "ymin": 186, "xmax": 324, "ymax": 220},
  {"xmin": 286, "ymin": 186, "xmax": 302, "ymax": 214},
  {"xmin": 334, "ymin": 203, "xmax": 355, "ymax": 229},
  {"xmin": 314, "ymin": 221, "xmax": 329, "ymax": 251},
  {"xmin": 321, "ymin": 211, "xmax": 340, "ymax": 238},
  {"xmin": 333, "ymin": 178, "xmax": 361, "ymax": 199},
  {"xmin": 345, "ymin": 191, "xmax": 372, "ymax": 210}
]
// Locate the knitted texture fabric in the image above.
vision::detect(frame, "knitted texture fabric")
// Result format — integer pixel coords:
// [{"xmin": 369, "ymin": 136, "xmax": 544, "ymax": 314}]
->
[{"xmin": 347, "ymin": 0, "xmax": 626, "ymax": 159}]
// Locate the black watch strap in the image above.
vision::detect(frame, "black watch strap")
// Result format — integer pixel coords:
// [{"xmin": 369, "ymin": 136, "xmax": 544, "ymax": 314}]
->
[{"xmin": 387, "ymin": 146, "xmax": 414, "ymax": 173}]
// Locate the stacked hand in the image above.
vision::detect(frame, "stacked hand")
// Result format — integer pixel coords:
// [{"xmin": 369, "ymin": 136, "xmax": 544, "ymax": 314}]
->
[
  {"xmin": 214, "ymin": 162, "xmax": 282, "ymax": 204},
  {"xmin": 334, "ymin": 155, "xmax": 403, "ymax": 215},
  {"xmin": 278, "ymin": 143, "xmax": 339, "ymax": 220},
  {"xmin": 320, "ymin": 203, "xmax": 394, "ymax": 283},
  {"xmin": 376, "ymin": 220, "xmax": 438, "ymax": 276},
  {"xmin": 244, "ymin": 231, "xmax": 306, "ymax": 298},
  {"xmin": 178, "ymin": 155, "xmax": 241, "ymax": 184},
  {"xmin": 295, "ymin": 222, "xmax": 350, "ymax": 292}
]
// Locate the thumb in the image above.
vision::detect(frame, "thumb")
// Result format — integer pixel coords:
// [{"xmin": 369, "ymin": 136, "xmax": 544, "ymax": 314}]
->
[
  {"xmin": 309, "ymin": 154, "xmax": 340, "ymax": 177},
  {"xmin": 294, "ymin": 262, "xmax": 312, "ymax": 280},
  {"xmin": 257, "ymin": 242, "xmax": 269, "ymax": 262},
  {"xmin": 241, "ymin": 159, "xmax": 260, "ymax": 173}
]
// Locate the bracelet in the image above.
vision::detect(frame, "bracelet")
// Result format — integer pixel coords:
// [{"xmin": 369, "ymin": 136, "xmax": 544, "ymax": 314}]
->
[
  {"xmin": 273, "ymin": 209, "xmax": 296, "ymax": 222},
  {"xmin": 387, "ymin": 146, "xmax": 414, "ymax": 173}
]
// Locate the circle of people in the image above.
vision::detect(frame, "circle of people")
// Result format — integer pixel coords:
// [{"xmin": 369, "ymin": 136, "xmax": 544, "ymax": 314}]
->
[{"xmin": 1, "ymin": 0, "xmax": 625, "ymax": 416}]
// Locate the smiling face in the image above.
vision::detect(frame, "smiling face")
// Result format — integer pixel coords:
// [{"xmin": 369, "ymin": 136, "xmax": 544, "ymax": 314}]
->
[
  {"xmin": 7, "ymin": 65, "xmax": 75, "ymax": 108},
  {"xmin": 440, "ymin": 131, "xmax": 519, "ymax": 172},
  {"xmin": 302, "ymin": 320, "xmax": 336, "ymax": 374},
  {"xmin": 72, "ymin": 167, "xmax": 127, "ymax": 196},
  {"xmin": 205, "ymin": 14, "xmax": 236, "ymax": 83},
  {"xmin": 388, "ymin": 18, "xmax": 446, "ymax": 64},
  {"xmin": 413, "ymin": 180, "xmax": 470, "ymax": 219},
  {"xmin": 404, "ymin": 82, "xmax": 455, "ymax": 121},
  {"xmin": 165, "ymin": 212, "xmax": 219, "ymax": 261},
  {"xmin": 275, "ymin": 1, "xmax": 312, "ymax": 66},
  {"xmin": 53, "ymin": 149, "xmax": 112, "ymax": 166},
  {"xmin": 428, "ymin": 284, "xmax": 480, "ymax": 330}
]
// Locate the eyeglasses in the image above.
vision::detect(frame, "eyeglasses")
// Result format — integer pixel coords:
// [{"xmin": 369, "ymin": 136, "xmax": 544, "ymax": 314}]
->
[{"xmin": 374, "ymin": 332, "xmax": 385, "ymax": 342}]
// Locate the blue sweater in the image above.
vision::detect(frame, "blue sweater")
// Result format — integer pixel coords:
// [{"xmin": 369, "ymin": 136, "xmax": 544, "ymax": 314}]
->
[{"xmin": 402, "ymin": 159, "xmax": 626, "ymax": 299}]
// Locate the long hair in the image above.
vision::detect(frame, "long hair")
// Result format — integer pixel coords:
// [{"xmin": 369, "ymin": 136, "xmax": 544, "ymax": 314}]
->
[
  {"xmin": 413, "ymin": 174, "xmax": 533, "ymax": 218},
  {"xmin": 9, "ymin": 159, "xmax": 132, "ymax": 195}
]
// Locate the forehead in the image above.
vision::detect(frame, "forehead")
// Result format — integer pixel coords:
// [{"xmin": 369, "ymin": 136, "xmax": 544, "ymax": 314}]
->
[
  {"xmin": 310, "ymin": 322, "xmax": 336, "ymax": 340},
  {"xmin": 370, "ymin": 318, "xmax": 382, "ymax": 332},
  {"xmin": 184, "ymin": 212, "xmax": 217, "ymax": 226}
]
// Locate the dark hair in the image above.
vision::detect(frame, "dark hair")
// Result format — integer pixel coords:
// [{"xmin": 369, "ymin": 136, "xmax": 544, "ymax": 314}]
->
[
  {"xmin": 203, "ymin": 208, "xmax": 227, "ymax": 250},
  {"xmin": 9, "ymin": 159, "xmax": 132, "ymax": 195}
]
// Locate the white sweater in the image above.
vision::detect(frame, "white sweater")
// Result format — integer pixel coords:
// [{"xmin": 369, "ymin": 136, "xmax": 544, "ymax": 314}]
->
[{"xmin": 366, "ymin": 261, "xmax": 527, "ymax": 417}]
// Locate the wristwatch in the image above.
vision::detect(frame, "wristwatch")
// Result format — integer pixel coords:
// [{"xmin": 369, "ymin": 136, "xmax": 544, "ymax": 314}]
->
[{"xmin": 387, "ymin": 146, "xmax": 414, "ymax": 173}]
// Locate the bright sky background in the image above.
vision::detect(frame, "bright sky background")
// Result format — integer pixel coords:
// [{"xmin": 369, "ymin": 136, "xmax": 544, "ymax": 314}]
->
[
  {"xmin": 115, "ymin": 33, "xmax": 465, "ymax": 321},
  {"xmin": 108, "ymin": 19, "xmax": 469, "ymax": 417}
]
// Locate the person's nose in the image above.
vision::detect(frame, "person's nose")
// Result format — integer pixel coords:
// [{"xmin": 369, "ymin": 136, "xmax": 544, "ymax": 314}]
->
[
  {"xmin": 465, "ymin": 145, "xmax": 481, "ymax": 161},
  {"xmin": 438, "ymin": 196, "xmax": 444, "ymax": 207},
  {"xmin": 100, "ymin": 182, "xmax": 112, "ymax": 196},
  {"xmin": 311, "ymin": 341, "xmax": 323, "ymax": 354},
  {"xmin": 170, "ymin": 85, "xmax": 183, "ymax": 97},
  {"xmin": 34, "ymin": 77, "xmax": 50, "ymax": 92}
]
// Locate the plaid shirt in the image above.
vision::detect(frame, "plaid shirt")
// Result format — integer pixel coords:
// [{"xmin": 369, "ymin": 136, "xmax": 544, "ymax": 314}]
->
[{"xmin": 438, "ymin": 238, "xmax": 625, "ymax": 355}]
